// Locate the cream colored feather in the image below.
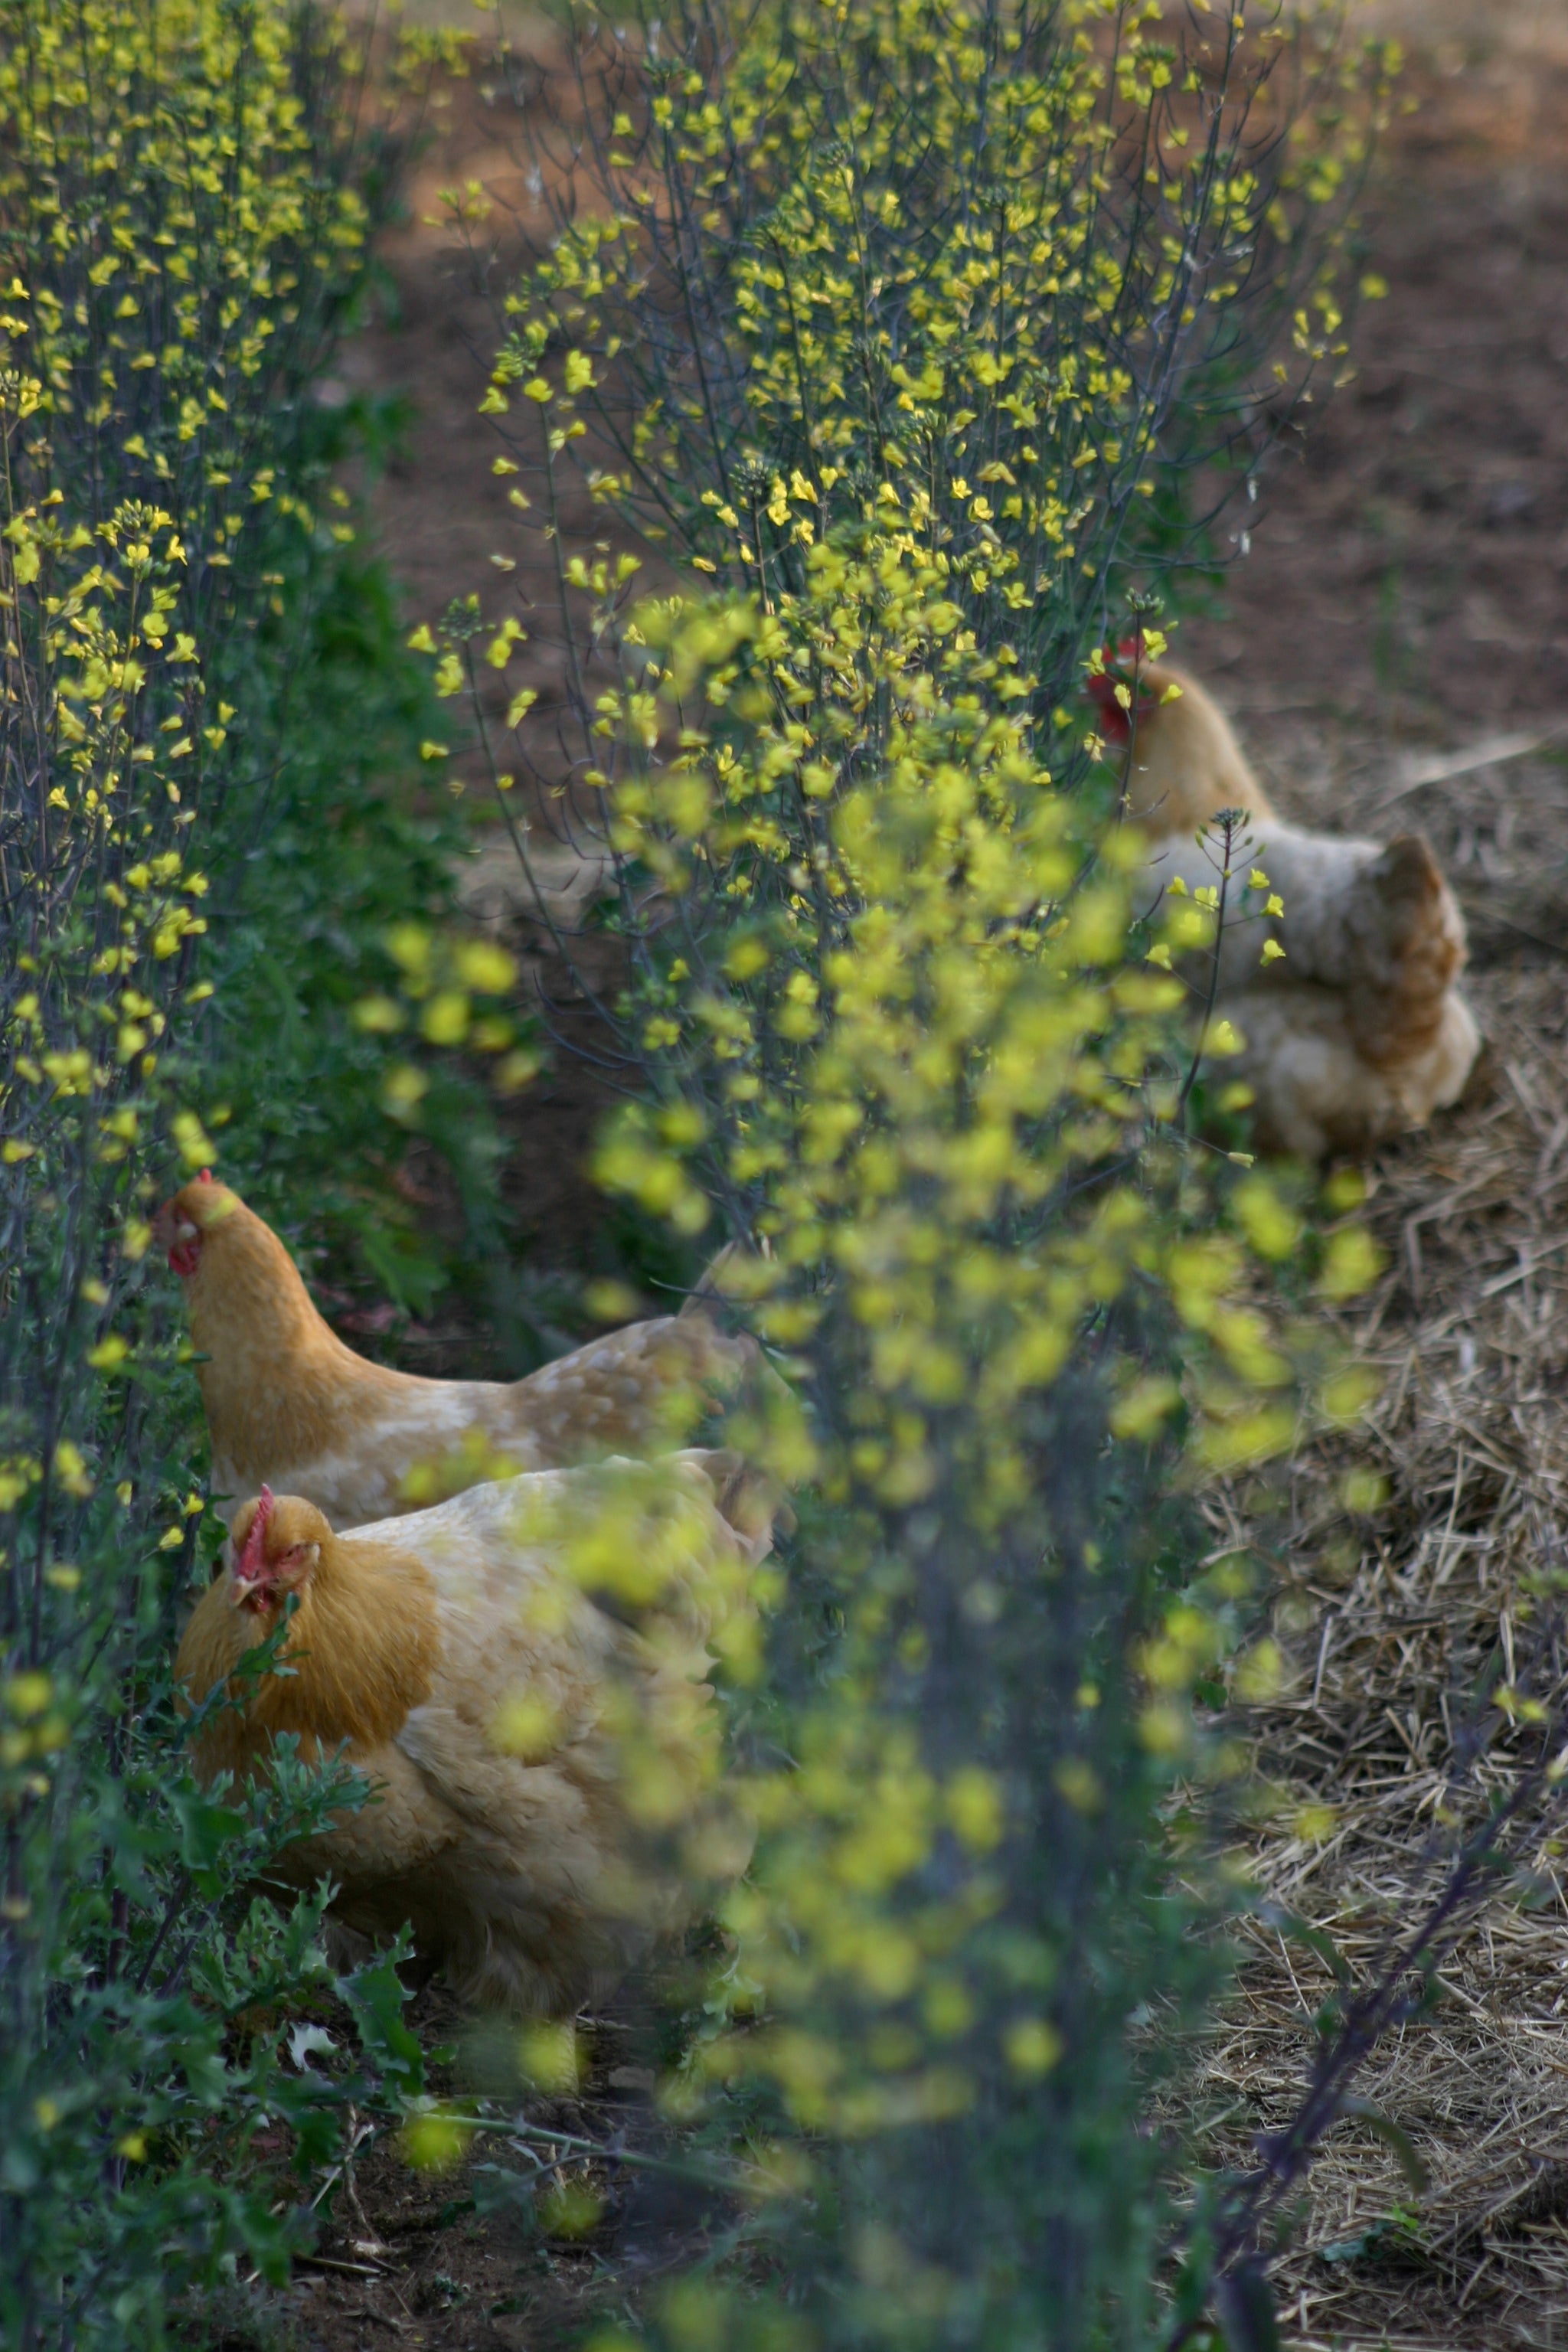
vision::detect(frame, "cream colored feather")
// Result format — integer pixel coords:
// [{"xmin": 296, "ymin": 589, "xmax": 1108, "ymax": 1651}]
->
[
  {"xmin": 176, "ymin": 1453, "xmax": 769, "ymax": 2014},
  {"xmin": 153, "ymin": 1176, "xmax": 765, "ymax": 1527}
]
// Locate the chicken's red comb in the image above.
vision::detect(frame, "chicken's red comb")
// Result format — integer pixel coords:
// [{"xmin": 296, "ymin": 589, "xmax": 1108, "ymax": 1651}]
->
[
  {"xmin": 1087, "ymin": 635, "xmax": 1159, "ymax": 702},
  {"xmin": 237, "ymin": 1485, "xmax": 275, "ymax": 1579}
]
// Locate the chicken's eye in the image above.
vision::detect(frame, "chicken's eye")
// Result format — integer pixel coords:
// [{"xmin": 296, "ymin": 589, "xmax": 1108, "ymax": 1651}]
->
[{"xmin": 275, "ymin": 1542, "xmax": 318, "ymax": 1587}]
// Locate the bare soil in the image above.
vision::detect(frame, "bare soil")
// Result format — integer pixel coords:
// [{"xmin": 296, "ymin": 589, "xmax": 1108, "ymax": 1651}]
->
[
  {"xmin": 1177, "ymin": 18, "xmax": 1568, "ymax": 960},
  {"xmin": 250, "ymin": 8, "xmax": 1568, "ymax": 2344},
  {"xmin": 213, "ymin": 1974, "xmax": 735, "ymax": 2352}
]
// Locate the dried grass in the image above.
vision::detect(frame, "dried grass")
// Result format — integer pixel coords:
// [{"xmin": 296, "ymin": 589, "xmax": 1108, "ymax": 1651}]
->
[{"xmin": 1185, "ymin": 738, "xmax": 1568, "ymax": 2349}]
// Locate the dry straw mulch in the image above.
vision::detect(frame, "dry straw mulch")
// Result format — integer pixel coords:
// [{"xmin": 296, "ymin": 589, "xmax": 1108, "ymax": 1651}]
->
[{"xmin": 1188, "ymin": 740, "xmax": 1568, "ymax": 2350}]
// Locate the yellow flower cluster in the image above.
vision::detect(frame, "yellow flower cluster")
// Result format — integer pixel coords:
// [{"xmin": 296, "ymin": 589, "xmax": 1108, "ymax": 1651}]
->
[
  {"xmin": 0, "ymin": 0, "xmax": 462, "ymax": 1272},
  {"xmin": 0, "ymin": 0, "xmax": 431, "ymax": 1737},
  {"xmin": 423, "ymin": 3, "xmax": 1395, "ymax": 2321},
  {"xmin": 353, "ymin": 923, "xmax": 534, "ymax": 1118},
  {"xmin": 0, "ymin": 0, "xmax": 365, "ymax": 542},
  {"xmin": 575, "ymin": 534, "xmax": 1365, "ymax": 2151},
  {"xmin": 597, "ymin": 539, "xmax": 1339, "ymax": 1472},
  {"xmin": 0, "ymin": 472, "xmax": 220, "ymax": 1220},
  {"xmin": 476, "ymin": 0, "xmax": 1396, "ymax": 697}
]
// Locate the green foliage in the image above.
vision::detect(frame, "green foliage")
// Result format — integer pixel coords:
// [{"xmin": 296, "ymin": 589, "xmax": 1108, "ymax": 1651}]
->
[
  {"xmin": 200, "ymin": 443, "xmax": 499, "ymax": 1315},
  {"xmin": 466, "ymin": 0, "xmax": 1396, "ymax": 733},
  {"xmin": 406, "ymin": 2, "xmax": 1397, "ymax": 2343},
  {"xmin": 574, "ymin": 530, "xmax": 1357, "ymax": 2352},
  {"xmin": 0, "ymin": 0, "xmax": 494, "ymax": 1302},
  {"xmin": 0, "ymin": 0, "xmax": 1400, "ymax": 2339},
  {"xmin": 0, "ymin": 4, "xmax": 473, "ymax": 2339},
  {"xmin": 6, "ymin": 1690, "xmax": 425, "ymax": 2344}
]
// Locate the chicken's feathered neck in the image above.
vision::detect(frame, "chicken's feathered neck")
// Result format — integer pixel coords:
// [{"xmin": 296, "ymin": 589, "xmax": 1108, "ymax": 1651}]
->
[
  {"xmin": 179, "ymin": 1533, "xmax": 439, "ymax": 1782},
  {"xmin": 184, "ymin": 1200, "xmax": 410, "ymax": 1489},
  {"xmin": 1118, "ymin": 664, "xmax": 1273, "ymax": 835}
]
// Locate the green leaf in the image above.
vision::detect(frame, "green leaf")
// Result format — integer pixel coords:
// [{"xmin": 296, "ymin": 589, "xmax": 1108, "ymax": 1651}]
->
[
  {"xmin": 1256, "ymin": 1901, "xmax": 1351, "ymax": 1987},
  {"xmin": 472, "ymin": 2166, "xmax": 539, "ymax": 2231},
  {"xmin": 338, "ymin": 1942, "xmax": 425, "ymax": 2105},
  {"xmin": 172, "ymin": 1787, "xmax": 247, "ymax": 1876},
  {"xmin": 1341, "ymin": 2098, "xmax": 1430, "ymax": 2195}
]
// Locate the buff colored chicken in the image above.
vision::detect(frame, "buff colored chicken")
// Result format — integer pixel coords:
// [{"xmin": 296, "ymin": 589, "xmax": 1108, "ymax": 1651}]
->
[
  {"xmin": 175, "ymin": 1452, "xmax": 775, "ymax": 2014},
  {"xmin": 153, "ymin": 1175, "xmax": 765, "ymax": 1527},
  {"xmin": 1087, "ymin": 642, "xmax": 1481, "ymax": 1157}
]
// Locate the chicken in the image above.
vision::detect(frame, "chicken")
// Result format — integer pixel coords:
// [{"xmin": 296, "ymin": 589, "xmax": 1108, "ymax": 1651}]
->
[
  {"xmin": 1191, "ymin": 979, "xmax": 1480, "ymax": 1161},
  {"xmin": 152, "ymin": 1175, "xmax": 765, "ymax": 1527},
  {"xmin": 1087, "ymin": 641, "xmax": 1481, "ymax": 1155},
  {"xmin": 1087, "ymin": 639, "xmax": 1273, "ymax": 835},
  {"xmin": 175, "ymin": 1451, "xmax": 776, "ymax": 2014}
]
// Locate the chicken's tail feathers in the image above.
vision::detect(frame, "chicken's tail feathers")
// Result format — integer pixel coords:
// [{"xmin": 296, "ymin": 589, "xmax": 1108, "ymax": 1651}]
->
[
  {"xmin": 678, "ymin": 1237, "xmax": 770, "ymax": 1318},
  {"xmin": 1370, "ymin": 830, "xmax": 1440, "ymax": 909},
  {"xmin": 1373, "ymin": 828, "xmax": 1459, "ymax": 921},
  {"xmin": 1345, "ymin": 831, "xmax": 1473, "ymax": 1073},
  {"xmin": 684, "ymin": 1445, "xmax": 795, "ymax": 1560},
  {"xmin": 1368, "ymin": 832, "xmax": 1467, "ymax": 989},
  {"xmin": 671, "ymin": 1241, "xmax": 802, "ymax": 1431}
]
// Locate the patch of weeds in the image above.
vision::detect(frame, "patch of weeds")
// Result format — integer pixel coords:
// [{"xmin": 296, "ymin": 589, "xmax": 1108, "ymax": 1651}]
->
[
  {"xmin": 181, "ymin": 2278, "xmax": 301, "ymax": 2350},
  {"xmin": 1318, "ymin": 2207, "xmax": 1430, "ymax": 2269},
  {"xmin": 420, "ymin": 2271, "xmax": 470, "ymax": 2312},
  {"xmin": 202, "ymin": 397, "xmax": 521, "ymax": 1312}
]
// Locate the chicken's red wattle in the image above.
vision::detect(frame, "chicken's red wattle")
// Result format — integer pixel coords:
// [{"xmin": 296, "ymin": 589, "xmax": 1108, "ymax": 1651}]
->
[{"xmin": 232, "ymin": 1487, "xmax": 277, "ymax": 1609}]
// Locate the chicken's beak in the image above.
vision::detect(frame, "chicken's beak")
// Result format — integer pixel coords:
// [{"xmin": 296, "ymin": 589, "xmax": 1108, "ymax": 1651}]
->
[
  {"xmin": 229, "ymin": 1488, "xmax": 276, "ymax": 1609},
  {"xmin": 152, "ymin": 1197, "xmax": 202, "ymax": 1277}
]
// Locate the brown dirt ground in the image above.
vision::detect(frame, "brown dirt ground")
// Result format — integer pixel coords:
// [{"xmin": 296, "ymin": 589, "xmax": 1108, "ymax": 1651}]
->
[
  {"xmin": 214, "ymin": 1973, "xmax": 735, "ymax": 2352},
  {"xmin": 1182, "ymin": 6, "xmax": 1568, "ymax": 736},
  {"xmin": 243, "ymin": 6, "xmax": 1568, "ymax": 2344}
]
